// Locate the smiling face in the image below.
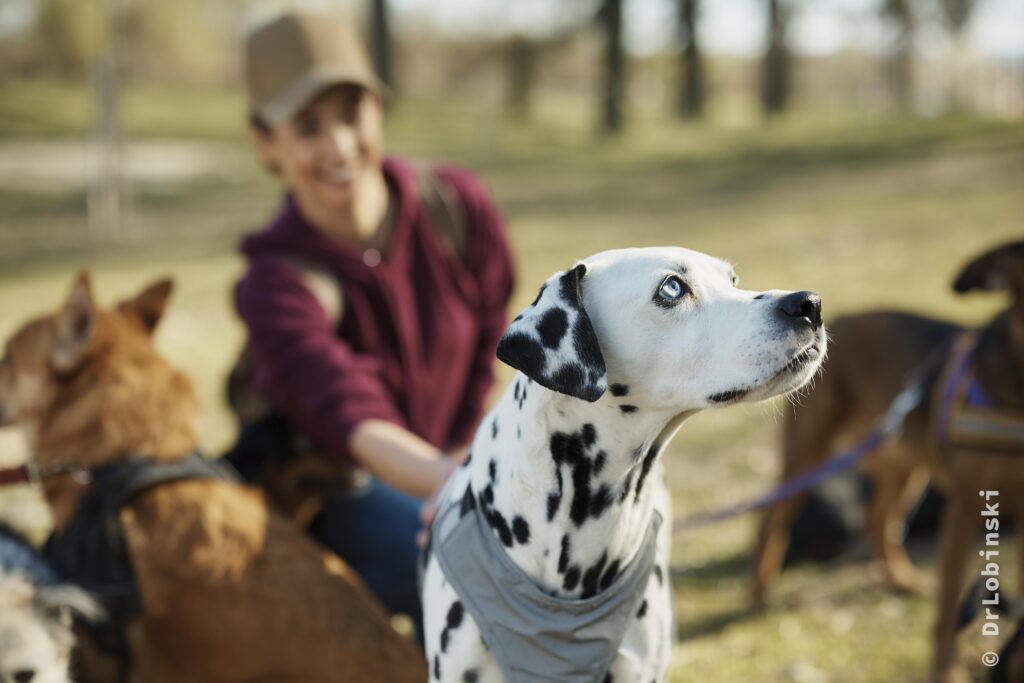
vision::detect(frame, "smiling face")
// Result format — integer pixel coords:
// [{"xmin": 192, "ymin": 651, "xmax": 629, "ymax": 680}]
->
[
  {"xmin": 497, "ymin": 247, "xmax": 826, "ymax": 414},
  {"xmin": 252, "ymin": 83, "xmax": 383, "ymax": 220}
]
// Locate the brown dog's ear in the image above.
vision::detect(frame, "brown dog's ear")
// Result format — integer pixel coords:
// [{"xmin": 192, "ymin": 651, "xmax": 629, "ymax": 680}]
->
[
  {"xmin": 953, "ymin": 240, "xmax": 1024, "ymax": 296},
  {"xmin": 52, "ymin": 272, "xmax": 97, "ymax": 373},
  {"xmin": 116, "ymin": 278, "xmax": 174, "ymax": 334}
]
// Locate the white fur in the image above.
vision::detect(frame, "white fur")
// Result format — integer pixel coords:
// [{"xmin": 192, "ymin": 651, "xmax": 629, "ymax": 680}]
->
[
  {"xmin": 0, "ymin": 569, "xmax": 101, "ymax": 683},
  {"xmin": 422, "ymin": 247, "xmax": 827, "ymax": 682}
]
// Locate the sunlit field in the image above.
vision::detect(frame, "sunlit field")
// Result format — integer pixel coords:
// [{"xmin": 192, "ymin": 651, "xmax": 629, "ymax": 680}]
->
[{"xmin": 1, "ymin": 79, "xmax": 1022, "ymax": 682}]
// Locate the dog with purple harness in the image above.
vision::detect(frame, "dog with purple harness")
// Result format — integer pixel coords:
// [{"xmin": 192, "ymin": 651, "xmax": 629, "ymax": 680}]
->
[
  {"xmin": 751, "ymin": 239, "xmax": 1024, "ymax": 683},
  {"xmin": 420, "ymin": 246, "xmax": 827, "ymax": 682}
]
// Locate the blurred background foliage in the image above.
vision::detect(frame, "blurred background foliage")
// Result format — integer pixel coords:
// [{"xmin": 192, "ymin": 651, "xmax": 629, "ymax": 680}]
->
[{"xmin": 0, "ymin": 1, "xmax": 1022, "ymax": 681}]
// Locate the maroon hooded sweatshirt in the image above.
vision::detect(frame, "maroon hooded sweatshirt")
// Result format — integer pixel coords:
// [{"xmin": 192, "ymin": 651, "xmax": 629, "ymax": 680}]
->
[{"xmin": 235, "ymin": 157, "xmax": 515, "ymax": 462}]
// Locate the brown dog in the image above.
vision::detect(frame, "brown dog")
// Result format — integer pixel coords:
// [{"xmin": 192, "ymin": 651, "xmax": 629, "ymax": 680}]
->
[
  {"xmin": 0, "ymin": 273, "xmax": 426, "ymax": 683},
  {"xmin": 750, "ymin": 240, "xmax": 1024, "ymax": 683}
]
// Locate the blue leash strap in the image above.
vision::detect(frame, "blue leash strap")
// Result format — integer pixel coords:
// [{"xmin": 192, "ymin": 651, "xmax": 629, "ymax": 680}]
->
[{"xmin": 672, "ymin": 379, "xmax": 926, "ymax": 535}]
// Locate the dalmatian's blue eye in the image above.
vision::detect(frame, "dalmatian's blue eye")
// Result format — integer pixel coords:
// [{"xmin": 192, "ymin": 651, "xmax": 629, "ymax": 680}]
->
[{"xmin": 657, "ymin": 276, "xmax": 689, "ymax": 302}]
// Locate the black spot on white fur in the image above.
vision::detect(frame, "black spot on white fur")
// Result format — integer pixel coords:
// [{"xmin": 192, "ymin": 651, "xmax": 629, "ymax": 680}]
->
[
  {"xmin": 563, "ymin": 566, "xmax": 581, "ymax": 592},
  {"xmin": 459, "ymin": 487, "xmax": 476, "ymax": 518},
  {"xmin": 610, "ymin": 383, "xmax": 629, "ymax": 397},
  {"xmin": 581, "ymin": 553, "xmax": 605, "ymax": 598},
  {"xmin": 634, "ymin": 445, "xmax": 659, "ymax": 502},
  {"xmin": 537, "ymin": 307, "xmax": 569, "ymax": 349},
  {"xmin": 440, "ymin": 601, "xmax": 464, "ymax": 653},
  {"xmin": 619, "ymin": 404, "xmax": 638, "ymax": 414},
  {"xmin": 491, "ymin": 417, "xmax": 498, "ymax": 439},
  {"xmin": 637, "ymin": 599, "xmax": 648, "ymax": 618},
  {"xmin": 478, "ymin": 484, "xmax": 533, "ymax": 549},
  {"xmin": 618, "ymin": 470, "xmax": 634, "ymax": 503},
  {"xmin": 599, "ymin": 559, "xmax": 621, "ymax": 592},
  {"xmin": 549, "ymin": 364, "xmax": 587, "ymax": 399},
  {"xmin": 478, "ymin": 484, "xmax": 513, "ymax": 547},
  {"xmin": 498, "ymin": 333, "xmax": 545, "ymax": 384},
  {"xmin": 512, "ymin": 516, "xmax": 530, "ymax": 544},
  {"xmin": 548, "ymin": 425, "xmax": 617, "ymax": 527},
  {"xmin": 512, "ymin": 380, "xmax": 529, "ymax": 410},
  {"xmin": 462, "ymin": 671, "xmax": 479, "ymax": 683}
]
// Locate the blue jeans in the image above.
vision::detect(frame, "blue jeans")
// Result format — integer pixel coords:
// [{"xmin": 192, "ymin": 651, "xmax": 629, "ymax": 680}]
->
[{"xmin": 308, "ymin": 480, "xmax": 424, "ymax": 635}]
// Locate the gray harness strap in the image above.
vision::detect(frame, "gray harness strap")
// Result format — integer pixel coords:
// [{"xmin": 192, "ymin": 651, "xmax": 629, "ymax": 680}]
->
[{"xmin": 432, "ymin": 482, "xmax": 661, "ymax": 683}]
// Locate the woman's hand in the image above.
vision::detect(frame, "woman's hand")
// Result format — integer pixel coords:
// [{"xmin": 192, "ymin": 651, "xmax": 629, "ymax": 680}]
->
[{"xmin": 349, "ymin": 420, "xmax": 457, "ymax": 498}]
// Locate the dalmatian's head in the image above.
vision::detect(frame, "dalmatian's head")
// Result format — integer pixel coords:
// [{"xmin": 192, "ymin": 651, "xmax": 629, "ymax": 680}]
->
[{"xmin": 497, "ymin": 247, "xmax": 826, "ymax": 413}]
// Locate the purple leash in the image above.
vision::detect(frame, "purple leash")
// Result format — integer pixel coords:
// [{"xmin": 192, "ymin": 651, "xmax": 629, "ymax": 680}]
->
[{"xmin": 672, "ymin": 378, "xmax": 926, "ymax": 535}]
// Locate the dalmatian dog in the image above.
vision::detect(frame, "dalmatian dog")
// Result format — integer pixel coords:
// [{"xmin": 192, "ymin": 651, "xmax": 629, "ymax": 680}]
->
[{"xmin": 421, "ymin": 246, "xmax": 826, "ymax": 682}]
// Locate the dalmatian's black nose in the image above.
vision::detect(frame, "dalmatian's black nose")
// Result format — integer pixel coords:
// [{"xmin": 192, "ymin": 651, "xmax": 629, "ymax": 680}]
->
[{"xmin": 778, "ymin": 291, "xmax": 822, "ymax": 329}]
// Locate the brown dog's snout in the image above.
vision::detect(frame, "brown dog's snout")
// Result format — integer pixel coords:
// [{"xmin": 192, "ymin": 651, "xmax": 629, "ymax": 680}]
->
[{"xmin": 777, "ymin": 291, "xmax": 822, "ymax": 330}]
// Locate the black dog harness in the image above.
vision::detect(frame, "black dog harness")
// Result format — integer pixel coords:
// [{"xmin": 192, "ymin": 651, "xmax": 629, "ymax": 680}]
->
[{"xmin": 43, "ymin": 451, "xmax": 237, "ymax": 675}]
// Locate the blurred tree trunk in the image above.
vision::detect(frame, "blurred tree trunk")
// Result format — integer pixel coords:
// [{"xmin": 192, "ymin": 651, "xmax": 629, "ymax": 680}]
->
[
  {"xmin": 599, "ymin": 0, "xmax": 625, "ymax": 134},
  {"xmin": 938, "ymin": 0, "xmax": 976, "ymax": 113},
  {"xmin": 882, "ymin": 0, "xmax": 915, "ymax": 112},
  {"xmin": 369, "ymin": 0, "xmax": 395, "ymax": 97},
  {"xmin": 677, "ymin": 0, "xmax": 703, "ymax": 119},
  {"xmin": 88, "ymin": 0, "xmax": 126, "ymax": 238},
  {"xmin": 506, "ymin": 35, "xmax": 536, "ymax": 121},
  {"xmin": 33, "ymin": 0, "xmax": 105, "ymax": 76},
  {"xmin": 761, "ymin": 0, "xmax": 790, "ymax": 117}
]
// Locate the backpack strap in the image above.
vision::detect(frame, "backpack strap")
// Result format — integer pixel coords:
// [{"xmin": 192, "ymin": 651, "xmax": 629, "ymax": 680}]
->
[
  {"xmin": 286, "ymin": 258, "xmax": 345, "ymax": 324},
  {"xmin": 416, "ymin": 164, "xmax": 470, "ymax": 266}
]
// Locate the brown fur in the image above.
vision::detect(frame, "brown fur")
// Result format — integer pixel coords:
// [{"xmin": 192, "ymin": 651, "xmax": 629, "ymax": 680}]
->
[
  {"xmin": 0, "ymin": 273, "xmax": 427, "ymax": 683},
  {"xmin": 749, "ymin": 240, "xmax": 1024, "ymax": 683},
  {"xmin": 248, "ymin": 451, "xmax": 361, "ymax": 529}
]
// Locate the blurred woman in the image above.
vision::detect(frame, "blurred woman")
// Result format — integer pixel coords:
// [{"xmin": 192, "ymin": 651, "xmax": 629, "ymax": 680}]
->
[{"xmin": 229, "ymin": 10, "xmax": 514, "ymax": 629}]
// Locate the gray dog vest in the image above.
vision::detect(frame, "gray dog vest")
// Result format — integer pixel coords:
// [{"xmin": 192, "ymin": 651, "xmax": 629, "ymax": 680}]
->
[{"xmin": 431, "ymin": 483, "xmax": 662, "ymax": 683}]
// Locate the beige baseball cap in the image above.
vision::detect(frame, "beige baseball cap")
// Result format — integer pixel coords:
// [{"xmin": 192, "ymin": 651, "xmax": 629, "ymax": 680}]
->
[{"xmin": 244, "ymin": 11, "xmax": 385, "ymax": 126}]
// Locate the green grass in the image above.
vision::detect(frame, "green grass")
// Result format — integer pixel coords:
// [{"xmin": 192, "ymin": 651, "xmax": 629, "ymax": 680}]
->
[{"xmin": 1, "ymin": 79, "xmax": 1022, "ymax": 681}]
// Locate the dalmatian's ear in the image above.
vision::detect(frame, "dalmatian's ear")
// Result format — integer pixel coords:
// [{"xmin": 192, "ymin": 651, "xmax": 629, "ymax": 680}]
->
[{"xmin": 497, "ymin": 264, "xmax": 607, "ymax": 402}]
